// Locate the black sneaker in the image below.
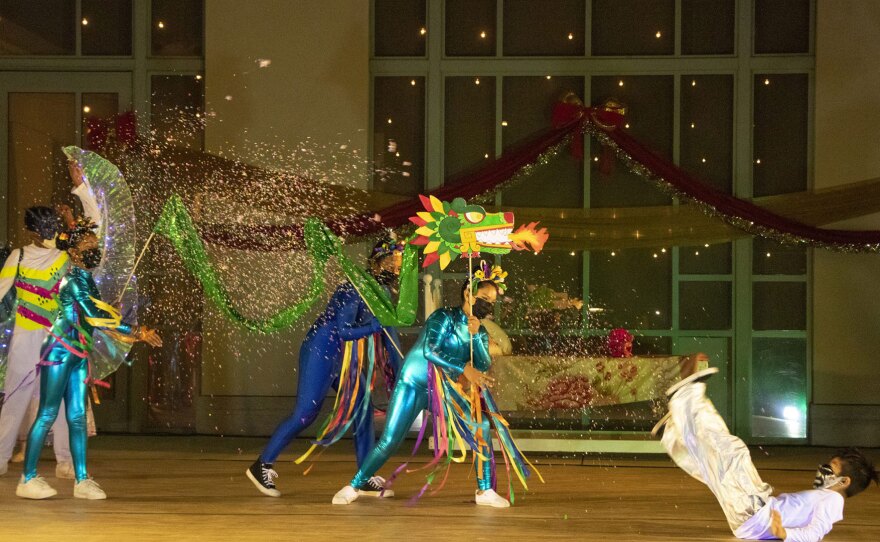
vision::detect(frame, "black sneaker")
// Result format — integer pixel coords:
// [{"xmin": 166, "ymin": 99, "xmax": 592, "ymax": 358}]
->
[
  {"xmin": 246, "ymin": 459, "xmax": 281, "ymax": 497},
  {"xmin": 356, "ymin": 476, "xmax": 395, "ymax": 498}
]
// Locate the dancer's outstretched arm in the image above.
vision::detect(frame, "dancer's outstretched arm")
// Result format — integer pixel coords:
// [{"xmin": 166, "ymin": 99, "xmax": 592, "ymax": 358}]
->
[
  {"xmin": 335, "ymin": 288, "xmax": 383, "ymax": 341},
  {"xmin": 67, "ymin": 160, "xmax": 102, "ymax": 228}
]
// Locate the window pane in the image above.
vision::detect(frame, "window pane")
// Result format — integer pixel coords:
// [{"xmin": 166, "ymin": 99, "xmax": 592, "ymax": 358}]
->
[
  {"xmin": 82, "ymin": 93, "xmax": 119, "ymax": 151},
  {"xmin": 151, "ymin": 75, "xmax": 205, "ymax": 150},
  {"xmin": 499, "ymin": 252, "xmax": 583, "ymax": 332},
  {"xmin": 374, "ymin": 0, "xmax": 426, "ymax": 57},
  {"xmin": 82, "ymin": 0, "xmax": 131, "ymax": 55},
  {"xmin": 680, "ymin": 242, "xmax": 732, "ymax": 274},
  {"xmin": 151, "ymin": 0, "xmax": 203, "ymax": 56},
  {"xmin": 373, "ymin": 77, "xmax": 424, "ymax": 196},
  {"xmin": 681, "ymin": 75, "xmax": 733, "ymax": 193},
  {"xmin": 592, "ymin": 0, "xmax": 674, "ymax": 56},
  {"xmin": 753, "ymin": 74, "xmax": 808, "ymax": 197},
  {"xmin": 0, "ymin": 0, "xmax": 75, "ymax": 55},
  {"xmin": 751, "ymin": 338, "xmax": 807, "ymax": 438},
  {"xmin": 753, "ymin": 281, "xmax": 806, "ymax": 331},
  {"xmin": 754, "ymin": 0, "xmax": 810, "ymax": 54},
  {"xmin": 752, "ymin": 238, "xmax": 807, "ymax": 275},
  {"xmin": 589, "ymin": 249, "xmax": 671, "ymax": 329},
  {"xmin": 445, "ymin": 76, "xmax": 495, "ymax": 180},
  {"xmin": 590, "ymin": 75, "xmax": 673, "ymax": 207},
  {"xmin": 681, "ymin": 0, "xmax": 735, "ymax": 55},
  {"xmin": 445, "ymin": 0, "xmax": 495, "ymax": 56},
  {"xmin": 503, "ymin": 0, "xmax": 585, "ymax": 56},
  {"xmin": 680, "ymin": 281, "xmax": 732, "ymax": 330},
  {"xmin": 501, "ymin": 76, "xmax": 584, "ymax": 207}
]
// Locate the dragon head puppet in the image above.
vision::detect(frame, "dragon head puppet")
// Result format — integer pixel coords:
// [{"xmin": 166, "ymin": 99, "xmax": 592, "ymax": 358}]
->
[{"xmin": 409, "ymin": 195, "xmax": 549, "ymax": 269}]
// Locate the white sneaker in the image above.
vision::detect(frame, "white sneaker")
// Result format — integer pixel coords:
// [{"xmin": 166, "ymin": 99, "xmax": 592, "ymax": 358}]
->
[
  {"xmin": 475, "ymin": 488, "xmax": 510, "ymax": 508},
  {"xmin": 650, "ymin": 411, "xmax": 672, "ymax": 438},
  {"xmin": 357, "ymin": 476, "xmax": 395, "ymax": 498},
  {"xmin": 74, "ymin": 478, "xmax": 107, "ymax": 500},
  {"xmin": 56, "ymin": 462, "xmax": 75, "ymax": 480},
  {"xmin": 16, "ymin": 475, "xmax": 57, "ymax": 500},
  {"xmin": 332, "ymin": 485, "xmax": 359, "ymax": 505}
]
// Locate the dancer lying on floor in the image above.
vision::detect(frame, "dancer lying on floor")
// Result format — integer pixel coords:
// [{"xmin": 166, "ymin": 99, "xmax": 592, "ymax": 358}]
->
[
  {"xmin": 246, "ymin": 235, "xmax": 404, "ymax": 498},
  {"xmin": 16, "ymin": 218, "xmax": 162, "ymax": 500},
  {"xmin": 333, "ymin": 264, "xmax": 540, "ymax": 508},
  {"xmin": 654, "ymin": 360, "xmax": 878, "ymax": 541}
]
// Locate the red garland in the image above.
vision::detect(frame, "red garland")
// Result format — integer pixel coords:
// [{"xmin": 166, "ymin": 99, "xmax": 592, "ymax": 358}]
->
[{"xmin": 197, "ymin": 100, "xmax": 880, "ymax": 252}]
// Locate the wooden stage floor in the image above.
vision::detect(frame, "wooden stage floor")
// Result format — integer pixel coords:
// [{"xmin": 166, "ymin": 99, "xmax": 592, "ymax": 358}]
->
[{"xmin": 0, "ymin": 436, "xmax": 877, "ymax": 541}]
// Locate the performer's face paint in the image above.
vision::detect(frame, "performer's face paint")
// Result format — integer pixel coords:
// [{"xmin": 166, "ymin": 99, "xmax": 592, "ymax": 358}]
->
[{"xmin": 814, "ymin": 459, "xmax": 848, "ymax": 490}]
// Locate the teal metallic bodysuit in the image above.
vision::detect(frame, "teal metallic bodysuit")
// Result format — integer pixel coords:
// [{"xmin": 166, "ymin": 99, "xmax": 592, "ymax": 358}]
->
[
  {"xmin": 350, "ymin": 306, "xmax": 494, "ymax": 490},
  {"xmin": 23, "ymin": 266, "xmax": 134, "ymax": 482}
]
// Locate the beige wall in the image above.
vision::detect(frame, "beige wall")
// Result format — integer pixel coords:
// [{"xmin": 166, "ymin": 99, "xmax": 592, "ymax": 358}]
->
[
  {"xmin": 204, "ymin": 0, "xmax": 369, "ymax": 177},
  {"xmin": 199, "ymin": 1, "xmax": 370, "ymax": 433},
  {"xmin": 812, "ymin": 0, "xmax": 880, "ymax": 443}
]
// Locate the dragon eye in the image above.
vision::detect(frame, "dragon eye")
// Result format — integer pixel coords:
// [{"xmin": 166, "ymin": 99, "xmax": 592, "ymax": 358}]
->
[{"xmin": 464, "ymin": 211, "xmax": 485, "ymax": 224}]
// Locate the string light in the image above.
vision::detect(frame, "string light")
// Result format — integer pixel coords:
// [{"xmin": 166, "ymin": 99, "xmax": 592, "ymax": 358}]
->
[
  {"xmin": 546, "ymin": 75, "xmax": 552, "ymax": 80},
  {"xmin": 387, "ymin": 118, "xmax": 392, "ymax": 124},
  {"xmin": 475, "ymin": 77, "xmax": 480, "ymax": 85},
  {"xmin": 691, "ymin": 80, "xmax": 696, "ymax": 87},
  {"xmin": 570, "ymin": 251, "xmax": 576, "ymax": 256},
  {"xmin": 410, "ymin": 79, "xmax": 416, "ymax": 86},
  {"xmin": 766, "ymin": 252, "xmax": 772, "ymax": 257},
  {"xmin": 157, "ymin": 21, "xmax": 165, "ymax": 29},
  {"xmin": 655, "ymin": 31, "xmax": 662, "ymax": 38},
  {"xmin": 611, "ymin": 251, "xmax": 616, "ymax": 257},
  {"xmin": 195, "ymin": 75, "xmax": 202, "ymax": 80},
  {"xmin": 655, "ymin": 310, "xmax": 661, "ymax": 315},
  {"xmin": 624, "ymin": 123, "xmax": 630, "ymax": 129},
  {"xmin": 695, "ymin": 251, "xmax": 700, "ymax": 256},
  {"xmin": 704, "ymin": 243, "xmax": 709, "ymax": 247},
  {"xmin": 593, "ymin": 156, "xmax": 599, "ymax": 162},
  {"xmin": 83, "ymin": 105, "xmax": 91, "ymax": 113},
  {"xmin": 653, "ymin": 253, "xmax": 658, "ymax": 258},
  {"xmin": 567, "ymin": 32, "xmax": 574, "ymax": 40},
  {"xmin": 618, "ymin": 80, "xmax": 624, "ymax": 87},
  {"xmin": 501, "ymin": 120, "xmax": 508, "ymax": 126},
  {"xmin": 701, "ymin": 157, "xmax": 707, "ymax": 163},
  {"xmin": 661, "ymin": 248, "xmax": 666, "ymax": 253},
  {"xmin": 479, "ymin": 30, "xmax": 487, "ymax": 39},
  {"xmin": 690, "ymin": 122, "xmax": 695, "ymax": 129},
  {"xmin": 764, "ymin": 78, "xmax": 770, "ymax": 85},
  {"xmin": 755, "ymin": 158, "xmax": 761, "ymax": 164},
  {"xmin": 419, "ymin": 27, "xmax": 426, "ymax": 36},
  {"xmin": 82, "ymin": 18, "xmax": 89, "ymax": 26},
  {"xmin": 484, "ymin": 153, "xmax": 489, "ymax": 158}
]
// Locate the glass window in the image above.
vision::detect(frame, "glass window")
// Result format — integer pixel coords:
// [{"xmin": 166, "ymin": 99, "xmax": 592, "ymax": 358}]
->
[
  {"xmin": 753, "ymin": 281, "xmax": 807, "ymax": 330},
  {"xmin": 151, "ymin": 75, "xmax": 205, "ymax": 150},
  {"xmin": 373, "ymin": 76, "xmax": 424, "ymax": 196},
  {"xmin": 680, "ymin": 281, "xmax": 732, "ymax": 330},
  {"xmin": 500, "ymin": 251, "xmax": 583, "ymax": 332},
  {"xmin": 82, "ymin": 0, "xmax": 132, "ymax": 56},
  {"xmin": 681, "ymin": 75, "xmax": 734, "ymax": 193},
  {"xmin": 589, "ymin": 248, "xmax": 671, "ymax": 330},
  {"xmin": 503, "ymin": 0, "xmax": 585, "ymax": 56},
  {"xmin": 752, "ymin": 238, "xmax": 807, "ymax": 275},
  {"xmin": 754, "ymin": 0, "xmax": 810, "ymax": 54},
  {"xmin": 374, "ymin": 0, "xmax": 426, "ymax": 57},
  {"xmin": 753, "ymin": 74, "xmax": 809, "ymax": 197},
  {"xmin": 82, "ymin": 93, "xmax": 120, "ymax": 151},
  {"xmin": 445, "ymin": 76, "xmax": 495, "ymax": 180},
  {"xmin": 592, "ymin": 0, "xmax": 674, "ymax": 56},
  {"xmin": 0, "ymin": 0, "xmax": 75, "ymax": 55},
  {"xmin": 501, "ymin": 76, "xmax": 584, "ymax": 207},
  {"xmin": 751, "ymin": 338, "xmax": 807, "ymax": 438},
  {"xmin": 151, "ymin": 0, "xmax": 203, "ymax": 56},
  {"xmin": 590, "ymin": 75, "xmax": 673, "ymax": 207},
  {"xmin": 681, "ymin": 0, "xmax": 735, "ymax": 55},
  {"xmin": 680, "ymin": 242, "xmax": 732, "ymax": 275},
  {"xmin": 445, "ymin": 0, "xmax": 495, "ymax": 56}
]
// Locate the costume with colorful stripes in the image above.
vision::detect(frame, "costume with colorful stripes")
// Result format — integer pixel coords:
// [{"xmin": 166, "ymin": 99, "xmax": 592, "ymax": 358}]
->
[
  {"xmin": 0, "ymin": 182, "xmax": 100, "ymax": 467},
  {"xmin": 260, "ymin": 282, "xmax": 401, "ymax": 467},
  {"xmin": 23, "ymin": 266, "xmax": 135, "ymax": 483},
  {"xmin": 349, "ymin": 306, "xmax": 541, "ymax": 501}
]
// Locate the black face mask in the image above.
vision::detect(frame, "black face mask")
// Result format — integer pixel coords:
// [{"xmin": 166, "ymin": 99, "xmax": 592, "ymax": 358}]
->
[
  {"xmin": 376, "ymin": 270, "xmax": 398, "ymax": 286},
  {"xmin": 81, "ymin": 248, "xmax": 103, "ymax": 269},
  {"xmin": 471, "ymin": 298, "xmax": 494, "ymax": 319}
]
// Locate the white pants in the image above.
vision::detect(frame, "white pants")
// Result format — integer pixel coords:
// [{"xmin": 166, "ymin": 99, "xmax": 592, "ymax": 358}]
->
[
  {"xmin": 661, "ymin": 382, "xmax": 773, "ymax": 532},
  {"xmin": 0, "ymin": 327, "xmax": 71, "ymax": 464}
]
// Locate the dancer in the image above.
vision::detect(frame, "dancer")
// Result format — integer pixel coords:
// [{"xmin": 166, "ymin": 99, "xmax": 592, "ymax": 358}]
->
[
  {"xmin": 246, "ymin": 236, "xmax": 404, "ymax": 497},
  {"xmin": 655, "ymin": 361, "xmax": 878, "ymax": 541},
  {"xmin": 15, "ymin": 218, "xmax": 162, "ymax": 500},
  {"xmin": 333, "ymin": 264, "xmax": 538, "ymax": 508},
  {"xmin": 0, "ymin": 159, "xmax": 100, "ymax": 479}
]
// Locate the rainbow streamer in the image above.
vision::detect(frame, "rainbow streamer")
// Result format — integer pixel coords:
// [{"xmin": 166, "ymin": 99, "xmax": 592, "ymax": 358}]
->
[
  {"xmin": 295, "ymin": 335, "xmax": 379, "ymax": 466},
  {"xmin": 388, "ymin": 363, "xmax": 543, "ymax": 503}
]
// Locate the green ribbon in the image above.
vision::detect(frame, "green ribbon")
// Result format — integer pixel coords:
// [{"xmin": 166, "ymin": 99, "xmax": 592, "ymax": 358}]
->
[{"xmin": 153, "ymin": 194, "xmax": 418, "ymax": 333}]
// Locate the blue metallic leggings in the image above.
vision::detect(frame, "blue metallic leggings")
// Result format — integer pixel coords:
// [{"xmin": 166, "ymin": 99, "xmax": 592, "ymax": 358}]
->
[
  {"xmin": 261, "ymin": 338, "xmax": 374, "ymax": 465},
  {"xmin": 23, "ymin": 357, "xmax": 89, "ymax": 482},
  {"xmin": 350, "ymin": 379, "xmax": 493, "ymax": 491}
]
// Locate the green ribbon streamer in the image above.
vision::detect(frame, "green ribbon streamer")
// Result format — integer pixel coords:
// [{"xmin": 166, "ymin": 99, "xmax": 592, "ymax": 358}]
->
[{"xmin": 153, "ymin": 194, "xmax": 418, "ymax": 333}]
